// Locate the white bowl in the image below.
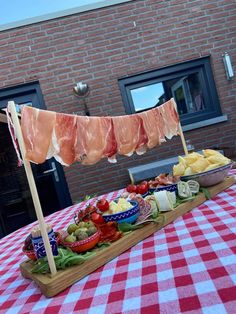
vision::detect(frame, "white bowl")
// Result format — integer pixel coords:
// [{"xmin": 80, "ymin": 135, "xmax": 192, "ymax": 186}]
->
[{"xmin": 180, "ymin": 162, "xmax": 233, "ymax": 187}]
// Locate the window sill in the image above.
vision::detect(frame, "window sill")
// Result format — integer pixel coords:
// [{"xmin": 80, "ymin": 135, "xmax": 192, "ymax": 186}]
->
[{"xmin": 182, "ymin": 115, "xmax": 228, "ymax": 132}]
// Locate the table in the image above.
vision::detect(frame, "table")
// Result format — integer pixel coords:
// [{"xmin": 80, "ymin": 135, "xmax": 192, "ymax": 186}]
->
[{"xmin": 1, "ymin": 171, "xmax": 236, "ymax": 314}]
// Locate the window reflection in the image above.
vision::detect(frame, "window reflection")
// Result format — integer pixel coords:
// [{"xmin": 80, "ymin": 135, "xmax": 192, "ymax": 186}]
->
[
  {"xmin": 169, "ymin": 73, "xmax": 205, "ymax": 114},
  {"xmin": 131, "ymin": 83, "xmax": 165, "ymax": 112},
  {"xmin": 130, "ymin": 72, "xmax": 205, "ymax": 115}
]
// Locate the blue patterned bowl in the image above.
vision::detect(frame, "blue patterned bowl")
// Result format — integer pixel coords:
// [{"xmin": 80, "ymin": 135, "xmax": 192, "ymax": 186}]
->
[
  {"xmin": 103, "ymin": 200, "xmax": 139, "ymax": 224},
  {"xmin": 149, "ymin": 183, "xmax": 177, "ymax": 194}
]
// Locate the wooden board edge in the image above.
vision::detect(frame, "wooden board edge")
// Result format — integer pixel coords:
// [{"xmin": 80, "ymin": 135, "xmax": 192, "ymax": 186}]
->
[{"xmin": 20, "ymin": 176, "xmax": 235, "ymax": 297}]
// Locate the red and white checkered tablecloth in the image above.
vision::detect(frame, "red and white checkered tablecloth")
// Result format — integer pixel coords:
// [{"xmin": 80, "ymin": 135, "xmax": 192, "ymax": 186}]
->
[{"xmin": 1, "ymin": 171, "xmax": 236, "ymax": 314}]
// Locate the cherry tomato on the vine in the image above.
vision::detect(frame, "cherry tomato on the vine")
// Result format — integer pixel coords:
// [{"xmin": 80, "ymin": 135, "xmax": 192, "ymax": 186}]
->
[
  {"xmin": 126, "ymin": 184, "xmax": 137, "ymax": 193},
  {"xmin": 136, "ymin": 183, "xmax": 148, "ymax": 195},
  {"xmin": 140, "ymin": 180, "xmax": 149, "ymax": 189},
  {"xmin": 86, "ymin": 205, "xmax": 96, "ymax": 213},
  {"xmin": 91, "ymin": 212, "xmax": 104, "ymax": 225},
  {"xmin": 96, "ymin": 199, "xmax": 110, "ymax": 212}
]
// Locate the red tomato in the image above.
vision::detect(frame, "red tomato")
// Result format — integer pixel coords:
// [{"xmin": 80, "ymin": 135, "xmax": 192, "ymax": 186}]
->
[
  {"xmin": 91, "ymin": 212, "xmax": 104, "ymax": 225},
  {"xmin": 140, "ymin": 180, "xmax": 149, "ymax": 189},
  {"xmin": 96, "ymin": 199, "xmax": 110, "ymax": 212},
  {"xmin": 136, "ymin": 183, "xmax": 148, "ymax": 195},
  {"xmin": 86, "ymin": 205, "xmax": 96, "ymax": 213},
  {"xmin": 86, "ymin": 204, "xmax": 96, "ymax": 213},
  {"xmin": 80, "ymin": 205, "xmax": 96, "ymax": 221},
  {"xmin": 126, "ymin": 184, "xmax": 137, "ymax": 193}
]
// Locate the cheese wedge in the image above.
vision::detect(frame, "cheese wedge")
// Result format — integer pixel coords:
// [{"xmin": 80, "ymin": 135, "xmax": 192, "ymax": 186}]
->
[{"xmin": 154, "ymin": 191, "xmax": 176, "ymax": 212}]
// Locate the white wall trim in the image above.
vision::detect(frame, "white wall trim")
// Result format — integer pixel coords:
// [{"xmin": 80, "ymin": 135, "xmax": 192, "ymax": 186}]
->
[
  {"xmin": 0, "ymin": 0, "xmax": 133, "ymax": 31},
  {"xmin": 183, "ymin": 115, "xmax": 228, "ymax": 132}
]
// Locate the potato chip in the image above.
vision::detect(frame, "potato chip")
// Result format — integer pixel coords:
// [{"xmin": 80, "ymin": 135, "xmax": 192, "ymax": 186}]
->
[
  {"xmin": 173, "ymin": 163, "xmax": 185, "ymax": 176},
  {"xmin": 204, "ymin": 163, "xmax": 221, "ymax": 172},
  {"xmin": 202, "ymin": 149, "xmax": 221, "ymax": 157},
  {"xmin": 184, "ymin": 152, "xmax": 203, "ymax": 166},
  {"xmin": 189, "ymin": 157, "xmax": 210, "ymax": 173},
  {"xmin": 184, "ymin": 167, "xmax": 193, "ymax": 176},
  {"xmin": 207, "ymin": 155, "xmax": 230, "ymax": 166},
  {"xmin": 178, "ymin": 156, "xmax": 187, "ymax": 167}
]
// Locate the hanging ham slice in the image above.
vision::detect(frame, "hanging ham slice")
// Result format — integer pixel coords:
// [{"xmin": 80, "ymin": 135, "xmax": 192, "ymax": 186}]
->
[
  {"xmin": 112, "ymin": 114, "xmax": 148, "ymax": 156},
  {"xmin": 158, "ymin": 99, "xmax": 179, "ymax": 139},
  {"xmin": 47, "ymin": 113, "xmax": 77, "ymax": 166},
  {"xmin": 21, "ymin": 106, "xmax": 56, "ymax": 164},
  {"xmin": 138, "ymin": 107, "xmax": 166, "ymax": 149},
  {"xmin": 20, "ymin": 98, "xmax": 180, "ymax": 166},
  {"xmin": 75, "ymin": 116, "xmax": 117, "ymax": 165}
]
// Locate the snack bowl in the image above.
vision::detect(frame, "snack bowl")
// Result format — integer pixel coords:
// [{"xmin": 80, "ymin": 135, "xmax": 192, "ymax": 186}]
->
[
  {"xmin": 103, "ymin": 200, "xmax": 139, "ymax": 224},
  {"xmin": 22, "ymin": 231, "xmax": 61, "ymax": 261},
  {"xmin": 61, "ymin": 230, "xmax": 101, "ymax": 253},
  {"xmin": 23, "ymin": 248, "xmax": 38, "ymax": 261},
  {"xmin": 149, "ymin": 183, "xmax": 178, "ymax": 194},
  {"xmin": 180, "ymin": 162, "xmax": 233, "ymax": 187}
]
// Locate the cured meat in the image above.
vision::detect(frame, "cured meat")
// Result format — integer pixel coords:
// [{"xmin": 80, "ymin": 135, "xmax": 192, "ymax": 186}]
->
[
  {"xmin": 20, "ymin": 98, "xmax": 180, "ymax": 166},
  {"xmin": 158, "ymin": 99, "xmax": 179, "ymax": 139},
  {"xmin": 75, "ymin": 116, "xmax": 117, "ymax": 165},
  {"xmin": 148, "ymin": 173, "xmax": 179, "ymax": 188},
  {"xmin": 112, "ymin": 114, "xmax": 148, "ymax": 156},
  {"xmin": 47, "ymin": 113, "xmax": 77, "ymax": 166},
  {"xmin": 138, "ymin": 108, "xmax": 166, "ymax": 149},
  {"xmin": 98, "ymin": 222, "xmax": 122, "ymax": 243},
  {"xmin": 21, "ymin": 106, "xmax": 56, "ymax": 164}
]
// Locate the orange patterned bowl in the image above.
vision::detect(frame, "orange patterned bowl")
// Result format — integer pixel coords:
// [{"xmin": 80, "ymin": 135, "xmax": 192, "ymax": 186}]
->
[
  {"xmin": 22, "ymin": 248, "xmax": 38, "ymax": 261},
  {"xmin": 22, "ymin": 232, "xmax": 61, "ymax": 261},
  {"xmin": 61, "ymin": 230, "xmax": 101, "ymax": 253}
]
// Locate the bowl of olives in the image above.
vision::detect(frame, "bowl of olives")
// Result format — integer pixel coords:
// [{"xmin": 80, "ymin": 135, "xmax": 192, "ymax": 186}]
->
[{"xmin": 61, "ymin": 220, "xmax": 101, "ymax": 253}]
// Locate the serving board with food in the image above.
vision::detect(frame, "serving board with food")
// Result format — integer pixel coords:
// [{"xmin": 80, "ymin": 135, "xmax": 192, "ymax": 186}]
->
[
  {"xmin": 6, "ymin": 100, "xmax": 235, "ymax": 297},
  {"xmin": 20, "ymin": 173, "xmax": 235, "ymax": 297}
]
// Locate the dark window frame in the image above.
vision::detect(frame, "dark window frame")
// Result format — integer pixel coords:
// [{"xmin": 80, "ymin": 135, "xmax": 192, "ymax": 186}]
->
[
  {"xmin": 118, "ymin": 56, "xmax": 222, "ymax": 126},
  {"xmin": 0, "ymin": 81, "xmax": 45, "ymax": 110}
]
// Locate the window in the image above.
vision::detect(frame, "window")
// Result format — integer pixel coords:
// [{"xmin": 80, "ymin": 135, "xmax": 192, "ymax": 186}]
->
[
  {"xmin": 118, "ymin": 57, "xmax": 223, "ymax": 126},
  {"xmin": 0, "ymin": 82, "xmax": 45, "ymax": 110}
]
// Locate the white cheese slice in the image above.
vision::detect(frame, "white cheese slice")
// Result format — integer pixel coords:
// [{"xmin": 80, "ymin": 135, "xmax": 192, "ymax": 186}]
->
[{"xmin": 154, "ymin": 191, "xmax": 175, "ymax": 212}]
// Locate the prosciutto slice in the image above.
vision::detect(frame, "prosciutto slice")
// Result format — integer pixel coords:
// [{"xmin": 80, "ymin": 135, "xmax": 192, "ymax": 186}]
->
[
  {"xmin": 21, "ymin": 106, "xmax": 56, "ymax": 164},
  {"xmin": 75, "ymin": 116, "xmax": 117, "ymax": 165},
  {"xmin": 138, "ymin": 108, "xmax": 166, "ymax": 149},
  {"xmin": 158, "ymin": 99, "xmax": 179, "ymax": 139},
  {"xmin": 112, "ymin": 114, "xmax": 148, "ymax": 156},
  {"xmin": 47, "ymin": 113, "xmax": 77, "ymax": 166},
  {"xmin": 20, "ymin": 98, "xmax": 180, "ymax": 166}
]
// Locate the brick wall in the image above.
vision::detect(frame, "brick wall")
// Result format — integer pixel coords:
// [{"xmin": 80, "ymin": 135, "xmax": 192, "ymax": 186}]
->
[{"xmin": 0, "ymin": 0, "xmax": 235, "ymax": 201}]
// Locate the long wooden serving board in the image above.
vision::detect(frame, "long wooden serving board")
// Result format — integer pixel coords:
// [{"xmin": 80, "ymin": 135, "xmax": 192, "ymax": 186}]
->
[{"xmin": 20, "ymin": 176, "xmax": 235, "ymax": 297}]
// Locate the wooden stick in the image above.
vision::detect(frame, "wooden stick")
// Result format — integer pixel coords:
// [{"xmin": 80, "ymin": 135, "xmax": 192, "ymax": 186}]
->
[
  {"xmin": 171, "ymin": 98, "xmax": 188, "ymax": 156},
  {"xmin": 8, "ymin": 101, "xmax": 57, "ymax": 276}
]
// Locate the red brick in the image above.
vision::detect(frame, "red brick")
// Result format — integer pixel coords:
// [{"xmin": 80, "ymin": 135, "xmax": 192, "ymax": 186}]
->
[{"xmin": 0, "ymin": 0, "xmax": 235, "ymax": 201}]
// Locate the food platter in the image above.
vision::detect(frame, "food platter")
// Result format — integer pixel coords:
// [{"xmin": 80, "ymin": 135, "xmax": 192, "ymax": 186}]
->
[
  {"xmin": 20, "ymin": 175, "xmax": 235, "ymax": 297},
  {"xmin": 6, "ymin": 99, "xmax": 235, "ymax": 297}
]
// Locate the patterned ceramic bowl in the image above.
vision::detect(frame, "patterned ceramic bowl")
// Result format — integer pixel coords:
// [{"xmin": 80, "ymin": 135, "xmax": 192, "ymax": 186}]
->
[
  {"xmin": 149, "ymin": 183, "xmax": 178, "ymax": 194},
  {"xmin": 22, "ymin": 232, "xmax": 61, "ymax": 261},
  {"xmin": 61, "ymin": 230, "xmax": 101, "ymax": 253},
  {"xmin": 180, "ymin": 162, "xmax": 233, "ymax": 187},
  {"xmin": 103, "ymin": 200, "xmax": 139, "ymax": 224}
]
